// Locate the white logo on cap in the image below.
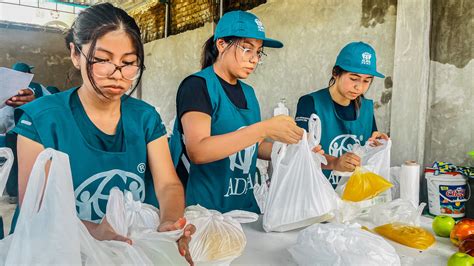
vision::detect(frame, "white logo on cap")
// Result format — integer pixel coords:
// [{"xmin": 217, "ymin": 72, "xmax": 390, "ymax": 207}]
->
[
  {"xmin": 361, "ymin": 52, "xmax": 372, "ymax": 65},
  {"xmin": 255, "ymin": 19, "xmax": 265, "ymax": 32}
]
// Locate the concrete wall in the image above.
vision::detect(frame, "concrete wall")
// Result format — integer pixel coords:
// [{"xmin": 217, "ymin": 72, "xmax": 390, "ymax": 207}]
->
[
  {"xmin": 141, "ymin": 0, "xmax": 397, "ymax": 134},
  {"xmin": 425, "ymin": 0, "xmax": 474, "ymax": 166},
  {"xmin": 0, "ymin": 27, "xmax": 79, "ymax": 90}
]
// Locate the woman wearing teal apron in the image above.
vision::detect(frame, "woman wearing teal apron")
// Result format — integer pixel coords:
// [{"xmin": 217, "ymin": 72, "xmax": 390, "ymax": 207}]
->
[
  {"xmin": 295, "ymin": 42, "xmax": 389, "ymax": 189},
  {"xmin": 169, "ymin": 11, "xmax": 314, "ymax": 214},
  {"xmin": 12, "ymin": 4, "xmax": 194, "ymax": 263}
]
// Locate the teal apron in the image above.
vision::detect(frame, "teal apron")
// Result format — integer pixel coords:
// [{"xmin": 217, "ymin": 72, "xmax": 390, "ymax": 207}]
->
[
  {"xmin": 11, "ymin": 88, "xmax": 153, "ymax": 231},
  {"xmin": 309, "ymin": 88, "xmax": 374, "ymax": 188},
  {"xmin": 169, "ymin": 66, "xmax": 261, "ymax": 213}
]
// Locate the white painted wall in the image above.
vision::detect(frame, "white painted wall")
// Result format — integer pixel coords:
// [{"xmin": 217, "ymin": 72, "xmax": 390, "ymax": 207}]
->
[{"xmin": 141, "ymin": 0, "xmax": 397, "ymax": 134}]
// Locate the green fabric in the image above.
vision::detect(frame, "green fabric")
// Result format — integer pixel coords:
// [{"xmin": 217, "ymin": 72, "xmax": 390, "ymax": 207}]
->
[
  {"xmin": 170, "ymin": 66, "xmax": 262, "ymax": 213},
  {"xmin": 309, "ymin": 88, "xmax": 374, "ymax": 188},
  {"xmin": 10, "ymin": 87, "xmax": 166, "ymax": 233}
]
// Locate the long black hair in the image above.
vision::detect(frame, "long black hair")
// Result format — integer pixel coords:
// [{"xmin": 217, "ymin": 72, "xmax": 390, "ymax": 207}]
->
[
  {"xmin": 201, "ymin": 35, "xmax": 241, "ymax": 69},
  {"xmin": 65, "ymin": 3, "xmax": 145, "ymax": 97}
]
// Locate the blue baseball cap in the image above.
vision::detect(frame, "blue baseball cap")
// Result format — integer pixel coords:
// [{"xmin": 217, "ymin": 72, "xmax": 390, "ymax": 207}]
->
[
  {"xmin": 12, "ymin": 62, "xmax": 34, "ymax": 73},
  {"xmin": 214, "ymin": 11, "xmax": 283, "ymax": 48},
  {"xmin": 335, "ymin": 42, "xmax": 385, "ymax": 78}
]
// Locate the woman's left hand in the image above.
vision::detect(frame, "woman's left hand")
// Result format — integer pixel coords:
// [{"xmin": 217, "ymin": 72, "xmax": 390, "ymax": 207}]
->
[
  {"xmin": 368, "ymin": 131, "xmax": 389, "ymax": 146},
  {"xmin": 158, "ymin": 217, "xmax": 196, "ymax": 266},
  {"xmin": 312, "ymin": 144, "xmax": 325, "ymax": 155}
]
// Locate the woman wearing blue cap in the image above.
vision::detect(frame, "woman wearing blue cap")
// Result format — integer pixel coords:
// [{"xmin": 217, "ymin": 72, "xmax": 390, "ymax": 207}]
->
[
  {"xmin": 169, "ymin": 10, "xmax": 312, "ymax": 214},
  {"xmin": 11, "ymin": 4, "xmax": 194, "ymax": 263},
  {"xmin": 295, "ymin": 41, "xmax": 389, "ymax": 188}
]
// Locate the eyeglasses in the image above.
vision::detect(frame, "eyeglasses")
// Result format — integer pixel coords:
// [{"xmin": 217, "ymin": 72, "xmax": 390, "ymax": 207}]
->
[
  {"xmin": 235, "ymin": 44, "xmax": 267, "ymax": 65},
  {"xmin": 77, "ymin": 47, "xmax": 141, "ymax": 81}
]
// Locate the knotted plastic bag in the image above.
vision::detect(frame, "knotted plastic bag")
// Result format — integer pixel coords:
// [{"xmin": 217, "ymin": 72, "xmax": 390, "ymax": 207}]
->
[
  {"xmin": 263, "ymin": 114, "xmax": 338, "ymax": 232},
  {"xmin": 184, "ymin": 205, "xmax": 258, "ymax": 265},
  {"xmin": 106, "ymin": 188, "xmax": 160, "ymax": 236},
  {"xmin": 105, "ymin": 188, "xmax": 188, "ymax": 265}
]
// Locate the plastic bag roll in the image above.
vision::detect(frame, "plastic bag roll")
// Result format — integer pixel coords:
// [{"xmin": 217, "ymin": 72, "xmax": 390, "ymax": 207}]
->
[{"xmin": 400, "ymin": 160, "xmax": 420, "ymax": 207}]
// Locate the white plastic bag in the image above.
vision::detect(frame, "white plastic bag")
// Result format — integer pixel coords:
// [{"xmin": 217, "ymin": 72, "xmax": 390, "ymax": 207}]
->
[
  {"xmin": 0, "ymin": 148, "xmax": 184, "ymax": 265},
  {"xmin": 390, "ymin": 166, "xmax": 401, "ymax": 199},
  {"xmin": 335, "ymin": 139, "xmax": 392, "ymax": 209},
  {"xmin": 0, "ymin": 148, "xmax": 13, "ymax": 196},
  {"xmin": 263, "ymin": 114, "xmax": 338, "ymax": 232},
  {"xmin": 288, "ymin": 223, "xmax": 401, "ymax": 266},
  {"xmin": 364, "ymin": 198, "xmax": 426, "ymax": 227},
  {"xmin": 106, "ymin": 188, "xmax": 188, "ymax": 265},
  {"xmin": 253, "ymin": 159, "xmax": 270, "ymax": 213},
  {"xmin": 185, "ymin": 205, "xmax": 258, "ymax": 265},
  {"xmin": 1, "ymin": 149, "xmax": 89, "ymax": 265},
  {"xmin": 106, "ymin": 188, "xmax": 161, "ymax": 236},
  {"xmin": 0, "ymin": 106, "xmax": 14, "ymax": 135}
]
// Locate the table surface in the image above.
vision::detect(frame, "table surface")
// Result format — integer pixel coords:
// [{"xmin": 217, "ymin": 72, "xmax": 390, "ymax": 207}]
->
[{"xmin": 233, "ymin": 216, "xmax": 456, "ymax": 265}]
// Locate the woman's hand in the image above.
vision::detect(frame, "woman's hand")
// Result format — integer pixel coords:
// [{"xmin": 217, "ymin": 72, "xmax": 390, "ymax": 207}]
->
[
  {"xmin": 87, "ymin": 217, "xmax": 132, "ymax": 245},
  {"xmin": 158, "ymin": 217, "xmax": 196, "ymax": 266},
  {"xmin": 368, "ymin": 131, "xmax": 389, "ymax": 146},
  {"xmin": 312, "ymin": 144, "xmax": 324, "ymax": 155},
  {"xmin": 334, "ymin": 152, "xmax": 361, "ymax": 172},
  {"xmin": 6, "ymin": 89, "xmax": 35, "ymax": 107},
  {"xmin": 261, "ymin": 115, "xmax": 304, "ymax": 144}
]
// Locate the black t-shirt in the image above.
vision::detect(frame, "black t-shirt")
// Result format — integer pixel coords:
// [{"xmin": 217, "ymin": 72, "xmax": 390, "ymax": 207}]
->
[
  {"xmin": 295, "ymin": 94, "xmax": 378, "ymax": 132},
  {"xmin": 176, "ymin": 75, "xmax": 247, "ymax": 123},
  {"xmin": 175, "ymin": 74, "xmax": 248, "ymax": 187}
]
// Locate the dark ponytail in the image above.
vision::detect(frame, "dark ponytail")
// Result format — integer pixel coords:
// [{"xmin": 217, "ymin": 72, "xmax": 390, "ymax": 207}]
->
[
  {"xmin": 65, "ymin": 3, "xmax": 145, "ymax": 98},
  {"xmin": 200, "ymin": 35, "xmax": 242, "ymax": 70},
  {"xmin": 328, "ymin": 66, "xmax": 364, "ymax": 111},
  {"xmin": 201, "ymin": 36, "xmax": 219, "ymax": 69}
]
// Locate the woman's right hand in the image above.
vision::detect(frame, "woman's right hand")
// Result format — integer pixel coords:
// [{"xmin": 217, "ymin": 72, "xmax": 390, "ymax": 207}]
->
[
  {"xmin": 87, "ymin": 217, "xmax": 132, "ymax": 245},
  {"xmin": 334, "ymin": 152, "xmax": 361, "ymax": 172},
  {"xmin": 261, "ymin": 115, "xmax": 304, "ymax": 144}
]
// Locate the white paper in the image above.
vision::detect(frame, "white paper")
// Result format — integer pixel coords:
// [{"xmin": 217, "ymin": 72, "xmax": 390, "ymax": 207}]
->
[{"xmin": 0, "ymin": 67, "xmax": 34, "ymax": 108}]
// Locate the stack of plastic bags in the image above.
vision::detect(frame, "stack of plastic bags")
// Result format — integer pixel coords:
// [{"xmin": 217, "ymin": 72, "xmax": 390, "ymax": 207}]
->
[
  {"xmin": 263, "ymin": 114, "xmax": 338, "ymax": 232},
  {"xmin": 184, "ymin": 205, "xmax": 258, "ymax": 265}
]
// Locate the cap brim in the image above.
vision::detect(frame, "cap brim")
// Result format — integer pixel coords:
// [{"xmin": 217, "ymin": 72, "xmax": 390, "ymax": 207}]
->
[
  {"xmin": 336, "ymin": 65, "xmax": 385, "ymax": 78},
  {"xmin": 215, "ymin": 34, "xmax": 284, "ymax": 48},
  {"xmin": 262, "ymin": 38, "xmax": 283, "ymax": 48}
]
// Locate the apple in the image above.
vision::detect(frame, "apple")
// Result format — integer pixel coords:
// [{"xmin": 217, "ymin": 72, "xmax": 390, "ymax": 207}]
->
[
  {"xmin": 447, "ymin": 252, "xmax": 474, "ymax": 266},
  {"xmin": 451, "ymin": 219, "xmax": 474, "ymax": 246},
  {"xmin": 460, "ymin": 234, "xmax": 474, "ymax": 257},
  {"xmin": 432, "ymin": 215, "xmax": 456, "ymax": 237}
]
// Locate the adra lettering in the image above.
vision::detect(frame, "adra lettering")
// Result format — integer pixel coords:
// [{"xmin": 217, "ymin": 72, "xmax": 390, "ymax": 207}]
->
[{"xmin": 224, "ymin": 174, "xmax": 255, "ymax": 197}]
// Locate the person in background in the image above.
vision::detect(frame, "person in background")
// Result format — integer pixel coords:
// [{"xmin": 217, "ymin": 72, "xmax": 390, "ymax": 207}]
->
[
  {"xmin": 295, "ymin": 41, "xmax": 389, "ymax": 189},
  {"xmin": 3, "ymin": 62, "xmax": 61, "ymax": 202}
]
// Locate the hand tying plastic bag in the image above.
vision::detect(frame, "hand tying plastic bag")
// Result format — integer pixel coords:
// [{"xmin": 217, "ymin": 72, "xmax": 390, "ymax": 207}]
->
[{"xmin": 263, "ymin": 114, "xmax": 338, "ymax": 232}]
